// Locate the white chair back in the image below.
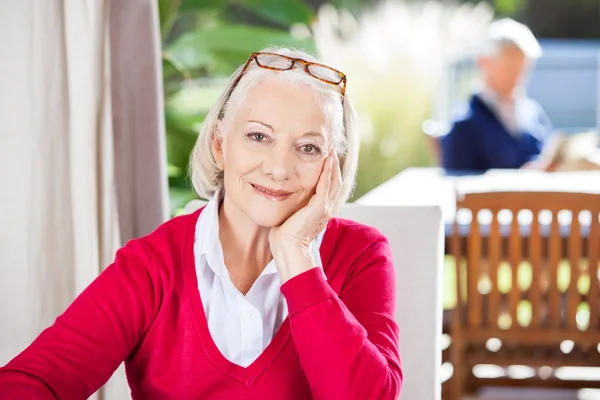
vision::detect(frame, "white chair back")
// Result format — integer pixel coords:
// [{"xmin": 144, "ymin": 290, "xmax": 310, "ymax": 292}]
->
[
  {"xmin": 183, "ymin": 199, "xmax": 208, "ymax": 214},
  {"xmin": 336, "ymin": 203, "xmax": 444, "ymax": 400}
]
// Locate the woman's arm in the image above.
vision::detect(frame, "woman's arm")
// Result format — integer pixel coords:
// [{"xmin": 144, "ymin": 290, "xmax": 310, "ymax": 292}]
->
[
  {"xmin": 0, "ymin": 239, "xmax": 160, "ymax": 400},
  {"xmin": 280, "ymin": 237, "xmax": 402, "ymax": 400},
  {"xmin": 270, "ymin": 153, "xmax": 401, "ymax": 399}
]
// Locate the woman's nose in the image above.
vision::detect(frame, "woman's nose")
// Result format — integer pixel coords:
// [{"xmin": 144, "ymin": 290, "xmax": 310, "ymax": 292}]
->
[{"xmin": 262, "ymin": 147, "xmax": 293, "ymax": 181}]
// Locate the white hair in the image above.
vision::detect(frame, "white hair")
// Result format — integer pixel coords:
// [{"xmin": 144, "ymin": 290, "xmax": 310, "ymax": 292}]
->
[
  {"xmin": 482, "ymin": 18, "xmax": 542, "ymax": 60},
  {"xmin": 189, "ymin": 47, "xmax": 360, "ymax": 212}
]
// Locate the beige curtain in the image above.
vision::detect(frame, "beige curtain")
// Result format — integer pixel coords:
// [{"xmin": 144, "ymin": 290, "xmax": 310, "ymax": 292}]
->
[
  {"xmin": 0, "ymin": 0, "xmax": 167, "ymax": 398},
  {"xmin": 110, "ymin": 0, "xmax": 170, "ymax": 244}
]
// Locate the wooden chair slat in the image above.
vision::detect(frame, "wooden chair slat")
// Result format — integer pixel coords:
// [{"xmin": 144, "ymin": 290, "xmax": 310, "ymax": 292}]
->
[
  {"xmin": 530, "ymin": 210, "xmax": 542, "ymax": 328},
  {"xmin": 467, "ymin": 210, "xmax": 482, "ymax": 328},
  {"xmin": 567, "ymin": 211, "xmax": 581, "ymax": 330},
  {"xmin": 588, "ymin": 211, "xmax": 599, "ymax": 331},
  {"xmin": 452, "ymin": 220, "xmax": 463, "ymax": 328},
  {"xmin": 548, "ymin": 212, "xmax": 562, "ymax": 328},
  {"xmin": 508, "ymin": 209, "xmax": 521, "ymax": 328},
  {"xmin": 489, "ymin": 210, "xmax": 501, "ymax": 328}
]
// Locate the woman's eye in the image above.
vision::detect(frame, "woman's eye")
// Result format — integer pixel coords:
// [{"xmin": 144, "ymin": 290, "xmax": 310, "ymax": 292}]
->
[
  {"xmin": 250, "ymin": 133, "xmax": 265, "ymax": 141},
  {"xmin": 300, "ymin": 145, "xmax": 318, "ymax": 154}
]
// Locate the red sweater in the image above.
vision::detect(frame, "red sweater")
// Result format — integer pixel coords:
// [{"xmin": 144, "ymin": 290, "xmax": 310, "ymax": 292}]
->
[{"xmin": 0, "ymin": 209, "xmax": 402, "ymax": 399}]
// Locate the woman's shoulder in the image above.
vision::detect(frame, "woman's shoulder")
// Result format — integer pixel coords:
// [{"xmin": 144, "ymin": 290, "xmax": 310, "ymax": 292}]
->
[
  {"xmin": 321, "ymin": 218, "xmax": 393, "ymax": 290},
  {"xmin": 120, "ymin": 208, "xmax": 204, "ymax": 268},
  {"xmin": 329, "ymin": 216, "xmax": 386, "ymax": 239},
  {"xmin": 144, "ymin": 208, "xmax": 202, "ymax": 243},
  {"xmin": 326, "ymin": 217, "xmax": 389, "ymax": 254}
]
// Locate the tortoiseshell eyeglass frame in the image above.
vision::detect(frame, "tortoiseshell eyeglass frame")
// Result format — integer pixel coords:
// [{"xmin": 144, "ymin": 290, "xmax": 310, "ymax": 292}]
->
[{"xmin": 218, "ymin": 52, "xmax": 347, "ymax": 120}]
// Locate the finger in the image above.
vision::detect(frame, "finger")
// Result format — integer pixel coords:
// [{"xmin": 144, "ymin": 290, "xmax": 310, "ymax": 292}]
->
[
  {"xmin": 307, "ymin": 193, "xmax": 319, "ymax": 206},
  {"xmin": 315, "ymin": 156, "xmax": 333, "ymax": 203},
  {"xmin": 320, "ymin": 154, "xmax": 339, "ymax": 218},
  {"xmin": 329, "ymin": 151, "xmax": 343, "ymax": 204}
]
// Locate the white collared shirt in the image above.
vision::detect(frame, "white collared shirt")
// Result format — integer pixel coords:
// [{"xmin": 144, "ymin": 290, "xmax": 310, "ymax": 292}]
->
[{"xmin": 193, "ymin": 194, "xmax": 326, "ymax": 367}]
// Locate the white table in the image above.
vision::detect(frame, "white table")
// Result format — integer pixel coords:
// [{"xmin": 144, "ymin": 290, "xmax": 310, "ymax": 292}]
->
[{"xmin": 357, "ymin": 168, "xmax": 600, "ymax": 226}]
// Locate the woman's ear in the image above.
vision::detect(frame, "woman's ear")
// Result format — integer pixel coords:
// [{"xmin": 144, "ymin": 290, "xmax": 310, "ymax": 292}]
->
[{"xmin": 211, "ymin": 122, "xmax": 225, "ymax": 170}]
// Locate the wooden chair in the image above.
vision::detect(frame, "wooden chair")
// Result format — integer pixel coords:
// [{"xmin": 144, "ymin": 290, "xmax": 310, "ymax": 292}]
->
[{"xmin": 448, "ymin": 191, "xmax": 600, "ymax": 399}]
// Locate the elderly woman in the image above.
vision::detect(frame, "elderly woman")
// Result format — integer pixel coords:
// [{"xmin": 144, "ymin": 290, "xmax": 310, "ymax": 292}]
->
[{"xmin": 0, "ymin": 48, "xmax": 402, "ymax": 399}]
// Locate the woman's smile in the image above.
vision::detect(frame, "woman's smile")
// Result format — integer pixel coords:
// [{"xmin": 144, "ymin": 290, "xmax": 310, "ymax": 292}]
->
[{"xmin": 250, "ymin": 183, "xmax": 293, "ymax": 201}]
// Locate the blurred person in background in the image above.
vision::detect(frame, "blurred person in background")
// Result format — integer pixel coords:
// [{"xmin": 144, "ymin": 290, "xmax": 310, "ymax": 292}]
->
[
  {"xmin": 0, "ymin": 48, "xmax": 402, "ymax": 399},
  {"xmin": 441, "ymin": 18, "xmax": 553, "ymax": 171}
]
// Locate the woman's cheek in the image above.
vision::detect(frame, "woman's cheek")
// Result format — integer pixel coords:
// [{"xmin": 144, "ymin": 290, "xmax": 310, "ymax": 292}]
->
[{"xmin": 299, "ymin": 162, "xmax": 323, "ymax": 192}]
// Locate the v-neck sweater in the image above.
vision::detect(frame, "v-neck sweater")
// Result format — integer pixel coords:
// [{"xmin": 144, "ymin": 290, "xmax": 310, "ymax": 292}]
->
[{"xmin": 0, "ymin": 208, "xmax": 403, "ymax": 400}]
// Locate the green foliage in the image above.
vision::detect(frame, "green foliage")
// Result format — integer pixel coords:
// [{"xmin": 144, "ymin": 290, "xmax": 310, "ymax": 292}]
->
[
  {"xmin": 493, "ymin": 0, "xmax": 528, "ymax": 15},
  {"xmin": 231, "ymin": 0, "xmax": 315, "ymax": 27},
  {"xmin": 158, "ymin": 0, "xmax": 181, "ymax": 41},
  {"xmin": 179, "ymin": 0, "xmax": 225, "ymax": 12},
  {"xmin": 165, "ymin": 24, "xmax": 316, "ymax": 76},
  {"xmin": 350, "ymin": 88, "xmax": 435, "ymax": 200}
]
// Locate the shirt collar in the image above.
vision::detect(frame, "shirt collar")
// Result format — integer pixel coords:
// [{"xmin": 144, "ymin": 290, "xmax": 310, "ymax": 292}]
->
[{"xmin": 194, "ymin": 192, "xmax": 228, "ymax": 279}]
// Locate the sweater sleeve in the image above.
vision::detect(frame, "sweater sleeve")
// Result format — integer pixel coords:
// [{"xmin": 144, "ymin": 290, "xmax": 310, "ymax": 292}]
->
[
  {"xmin": 280, "ymin": 237, "xmax": 402, "ymax": 400},
  {"xmin": 0, "ymin": 240, "xmax": 160, "ymax": 400}
]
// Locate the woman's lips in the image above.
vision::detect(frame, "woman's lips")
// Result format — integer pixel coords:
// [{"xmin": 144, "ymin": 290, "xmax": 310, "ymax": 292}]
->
[{"xmin": 250, "ymin": 183, "xmax": 293, "ymax": 201}]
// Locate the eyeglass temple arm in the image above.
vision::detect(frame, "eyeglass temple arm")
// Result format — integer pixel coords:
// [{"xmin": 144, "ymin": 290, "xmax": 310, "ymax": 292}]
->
[{"xmin": 219, "ymin": 56, "xmax": 256, "ymax": 119}]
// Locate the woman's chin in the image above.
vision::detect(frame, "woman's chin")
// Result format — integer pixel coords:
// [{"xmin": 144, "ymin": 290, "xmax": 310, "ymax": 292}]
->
[
  {"xmin": 247, "ymin": 210, "xmax": 293, "ymax": 228},
  {"xmin": 242, "ymin": 202, "xmax": 301, "ymax": 228}
]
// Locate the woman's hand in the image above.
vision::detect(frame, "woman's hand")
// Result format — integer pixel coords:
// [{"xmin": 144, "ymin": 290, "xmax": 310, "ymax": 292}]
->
[{"xmin": 269, "ymin": 152, "xmax": 342, "ymax": 283}]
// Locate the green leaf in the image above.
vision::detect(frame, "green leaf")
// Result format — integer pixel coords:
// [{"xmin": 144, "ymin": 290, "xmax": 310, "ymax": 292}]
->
[
  {"xmin": 165, "ymin": 108, "xmax": 200, "ymax": 172},
  {"xmin": 179, "ymin": 0, "xmax": 225, "ymax": 12},
  {"xmin": 233, "ymin": 0, "xmax": 315, "ymax": 27},
  {"xmin": 165, "ymin": 24, "xmax": 316, "ymax": 75},
  {"xmin": 167, "ymin": 163, "xmax": 183, "ymax": 178},
  {"xmin": 158, "ymin": 0, "xmax": 182, "ymax": 41},
  {"xmin": 168, "ymin": 84, "xmax": 223, "ymax": 114},
  {"xmin": 169, "ymin": 186, "xmax": 199, "ymax": 217},
  {"xmin": 493, "ymin": 0, "xmax": 528, "ymax": 15},
  {"xmin": 162, "ymin": 52, "xmax": 191, "ymax": 81}
]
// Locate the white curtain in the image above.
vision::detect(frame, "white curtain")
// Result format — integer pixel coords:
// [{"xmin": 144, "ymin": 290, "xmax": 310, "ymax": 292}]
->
[{"xmin": 0, "ymin": 0, "xmax": 134, "ymax": 398}]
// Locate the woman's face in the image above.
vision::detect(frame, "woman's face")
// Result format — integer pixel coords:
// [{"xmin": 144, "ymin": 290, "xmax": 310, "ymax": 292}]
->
[{"xmin": 213, "ymin": 79, "xmax": 332, "ymax": 227}]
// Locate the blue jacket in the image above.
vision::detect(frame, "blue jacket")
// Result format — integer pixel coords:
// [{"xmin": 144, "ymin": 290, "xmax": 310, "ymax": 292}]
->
[{"xmin": 440, "ymin": 94, "xmax": 553, "ymax": 171}]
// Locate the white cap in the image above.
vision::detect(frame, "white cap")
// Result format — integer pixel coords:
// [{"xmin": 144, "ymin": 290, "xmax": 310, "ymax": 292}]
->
[{"xmin": 484, "ymin": 18, "xmax": 542, "ymax": 60}]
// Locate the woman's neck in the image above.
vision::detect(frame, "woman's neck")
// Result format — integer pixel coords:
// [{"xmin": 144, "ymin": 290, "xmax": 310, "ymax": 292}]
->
[{"xmin": 218, "ymin": 195, "xmax": 273, "ymax": 291}]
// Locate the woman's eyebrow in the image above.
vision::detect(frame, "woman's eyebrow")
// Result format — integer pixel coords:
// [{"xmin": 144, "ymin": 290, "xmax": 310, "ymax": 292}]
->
[
  {"xmin": 247, "ymin": 121, "xmax": 326, "ymax": 141},
  {"xmin": 301, "ymin": 131, "xmax": 326, "ymax": 140},
  {"xmin": 247, "ymin": 120, "xmax": 274, "ymax": 131}
]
